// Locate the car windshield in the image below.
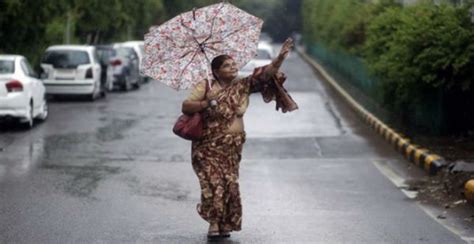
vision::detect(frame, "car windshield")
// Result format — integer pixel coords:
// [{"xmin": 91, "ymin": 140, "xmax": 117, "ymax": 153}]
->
[
  {"xmin": 0, "ymin": 60, "xmax": 15, "ymax": 74},
  {"xmin": 42, "ymin": 50, "xmax": 90, "ymax": 68},
  {"xmin": 97, "ymin": 48, "xmax": 116, "ymax": 65},
  {"xmin": 116, "ymin": 47, "xmax": 134, "ymax": 58},
  {"xmin": 255, "ymin": 49, "xmax": 272, "ymax": 60}
]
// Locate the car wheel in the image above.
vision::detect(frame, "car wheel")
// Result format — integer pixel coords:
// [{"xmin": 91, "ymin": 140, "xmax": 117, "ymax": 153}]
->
[
  {"xmin": 99, "ymin": 83, "xmax": 107, "ymax": 98},
  {"xmin": 20, "ymin": 101, "xmax": 34, "ymax": 129},
  {"xmin": 90, "ymin": 81, "xmax": 102, "ymax": 101},
  {"xmin": 89, "ymin": 87, "xmax": 97, "ymax": 101},
  {"xmin": 89, "ymin": 92, "xmax": 96, "ymax": 101},
  {"xmin": 36, "ymin": 98, "xmax": 48, "ymax": 122},
  {"xmin": 133, "ymin": 79, "xmax": 140, "ymax": 89}
]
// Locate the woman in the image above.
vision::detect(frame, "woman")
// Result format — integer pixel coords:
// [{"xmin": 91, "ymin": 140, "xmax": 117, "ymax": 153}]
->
[{"xmin": 181, "ymin": 38, "xmax": 297, "ymax": 239}]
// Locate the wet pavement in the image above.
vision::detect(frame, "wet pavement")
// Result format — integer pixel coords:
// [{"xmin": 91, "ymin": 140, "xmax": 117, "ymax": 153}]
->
[{"xmin": 0, "ymin": 51, "xmax": 470, "ymax": 243}]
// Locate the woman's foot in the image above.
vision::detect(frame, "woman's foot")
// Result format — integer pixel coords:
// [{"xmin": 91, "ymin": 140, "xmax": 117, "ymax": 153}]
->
[
  {"xmin": 220, "ymin": 231, "xmax": 231, "ymax": 238},
  {"xmin": 207, "ymin": 223, "xmax": 220, "ymax": 239},
  {"xmin": 219, "ymin": 224, "xmax": 231, "ymax": 238}
]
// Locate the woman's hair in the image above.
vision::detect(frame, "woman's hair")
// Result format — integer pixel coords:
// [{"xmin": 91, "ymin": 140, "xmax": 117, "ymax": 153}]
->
[{"xmin": 211, "ymin": 54, "xmax": 232, "ymax": 80}]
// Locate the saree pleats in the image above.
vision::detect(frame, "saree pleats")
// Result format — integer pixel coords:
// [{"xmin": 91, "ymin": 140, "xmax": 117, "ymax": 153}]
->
[{"xmin": 192, "ymin": 132, "xmax": 246, "ymax": 231}]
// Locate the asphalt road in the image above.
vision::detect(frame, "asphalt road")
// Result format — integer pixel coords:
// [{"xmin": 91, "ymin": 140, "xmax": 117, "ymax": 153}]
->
[{"xmin": 0, "ymin": 52, "xmax": 467, "ymax": 243}]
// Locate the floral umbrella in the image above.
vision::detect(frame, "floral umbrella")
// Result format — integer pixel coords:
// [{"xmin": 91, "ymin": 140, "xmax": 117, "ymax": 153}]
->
[{"xmin": 141, "ymin": 2, "xmax": 263, "ymax": 90}]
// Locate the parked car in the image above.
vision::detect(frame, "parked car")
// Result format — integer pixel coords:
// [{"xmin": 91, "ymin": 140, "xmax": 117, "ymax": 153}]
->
[
  {"xmin": 239, "ymin": 42, "xmax": 274, "ymax": 78},
  {"xmin": 95, "ymin": 45, "xmax": 115, "ymax": 92},
  {"xmin": 109, "ymin": 45, "xmax": 140, "ymax": 91},
  {"xmin": 260, "ymin": 32, "xmax": 273, "ymax": 44},
  {"xmin": 121, "ymin": 41, "xmax": 150, "ymax": 83},
  {"xmin": 40, "ymin": 45, "xmax": 104, "ymax": 101},
  {"xmin": 0, "ymin": 55, "xmax": 48, "ymax": 128}
]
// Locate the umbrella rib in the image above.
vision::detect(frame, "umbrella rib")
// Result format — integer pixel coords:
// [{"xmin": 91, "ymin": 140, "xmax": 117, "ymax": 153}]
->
[
  {"xmin": 201, "ymin": 3, "xmax": 226, "ymax": 45},
  {"xmin": 177, "ymin": 14, "xmax": 204, "ymax": 51},
  {"xmin": 160, "ymin": 34, "xmax": 191, "ymax": 49},
  {"xmin": 158, "ymin": 48, "xmax": 195, "ymax": 64},
  {"xmin": 203, "ymin": 43, "xmax": 221, "ymax": 52},
  {"xmin": 211, "ymin": 22, "xmax": 256, "ymax": 42},
  {"xmin": 179, "ymin": 15, "xmax": 196, "ymax": 34},
  {"xmin": 176, "ymin": 48, "xmax": 200, "ymax": 81}
]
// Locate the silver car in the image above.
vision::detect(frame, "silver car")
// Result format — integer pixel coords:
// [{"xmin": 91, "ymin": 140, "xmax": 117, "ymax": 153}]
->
[{"xmin": 109, "ymin": 46, "xmax": 140, "ymax": 91}]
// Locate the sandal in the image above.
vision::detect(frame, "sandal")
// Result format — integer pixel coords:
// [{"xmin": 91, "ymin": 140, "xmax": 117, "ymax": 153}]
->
[
  {"xmin": 219, "ymin": 224, "xmax": 231, "ymax": 238},
  {"xmin": 207, "ymin": 230, "xmax": 221, "ymax": 239},
  {"xmin": 220, "ymin": 231, "xmax": 231, "ymax": 238},
  {"xmin": 207, "ymin": 224, "xmax": 221, "ymax": 240}
]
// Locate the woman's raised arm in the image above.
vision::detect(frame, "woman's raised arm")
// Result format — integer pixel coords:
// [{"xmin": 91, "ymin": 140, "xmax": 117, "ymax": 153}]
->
[
  {"xmin": 248, "ymin": 38, "xmax": 294, "ymax": 92},
  {"xmin": 269, "ymin": 37, "xmax": 294, "ymax": 73}
]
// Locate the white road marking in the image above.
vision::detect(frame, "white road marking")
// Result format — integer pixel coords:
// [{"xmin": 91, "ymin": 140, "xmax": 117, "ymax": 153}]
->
[{"xmin": 372, "ymin": 160, "xmax": 473, "ymax": 243}]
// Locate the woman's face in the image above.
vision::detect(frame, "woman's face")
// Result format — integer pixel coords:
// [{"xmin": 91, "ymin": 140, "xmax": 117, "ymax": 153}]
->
[{"xmin": 214, "ymin": 58, "xmax": 238, "ymax": 82}]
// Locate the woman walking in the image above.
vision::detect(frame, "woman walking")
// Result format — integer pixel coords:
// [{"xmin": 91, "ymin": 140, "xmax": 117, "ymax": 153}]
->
[{"xmin": 181, "ymin": 38, "xmax": 297, "ymax": 239}]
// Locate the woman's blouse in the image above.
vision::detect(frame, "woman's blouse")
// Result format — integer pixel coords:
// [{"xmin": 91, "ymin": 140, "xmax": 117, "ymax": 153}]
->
[
  {"xmin": 187, "ymin": 79, "xmax": 249, "ymax": 117},
  {"xmin": 186, "ymin": 64, "xmax": 298, "ymax": 132}
]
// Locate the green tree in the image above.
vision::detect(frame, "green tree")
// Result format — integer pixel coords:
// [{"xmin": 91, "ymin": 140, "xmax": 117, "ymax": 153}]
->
[
  {"xmin": 0, "ymin": 0, "xmax": 165, "ymax": 65},
  {"xmin": 364, "ymin": 3, "xmax": 474, "ymax": 110}
]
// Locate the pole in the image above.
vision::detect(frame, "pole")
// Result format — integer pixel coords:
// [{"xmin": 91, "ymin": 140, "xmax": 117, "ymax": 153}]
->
[{"xmin": 65, "ymin": 12, "xmax": 71, "ymax": 44}]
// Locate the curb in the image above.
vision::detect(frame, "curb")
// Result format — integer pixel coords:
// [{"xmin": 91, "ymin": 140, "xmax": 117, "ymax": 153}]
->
[
  {"xmin": 464, "ymin": 180, "xmax": 474, "ymax": 202},
  {"xmin": 298, "ymin": 48, "xmax": 446, "ymax": 175}
]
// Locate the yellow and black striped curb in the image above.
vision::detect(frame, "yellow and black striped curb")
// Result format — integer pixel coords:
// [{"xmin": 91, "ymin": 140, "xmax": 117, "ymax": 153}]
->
[
  {"xmin": 464, "ymin": 180, "xmax": 474, "ymax": 202},
  {"xmin": 298, "ymin": 49, "xmax": 446, "ymax": 175}
]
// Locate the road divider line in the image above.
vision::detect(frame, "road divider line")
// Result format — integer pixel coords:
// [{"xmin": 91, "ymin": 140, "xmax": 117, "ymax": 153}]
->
[{"xmin": 298, "ymin": 49, "xmax": 445, "ymax": 175}]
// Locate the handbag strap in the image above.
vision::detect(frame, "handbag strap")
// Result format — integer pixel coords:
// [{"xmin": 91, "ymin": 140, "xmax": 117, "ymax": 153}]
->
[{"xmin": 204, "ymin": 79, "xmax": 210, "ymax": 100}]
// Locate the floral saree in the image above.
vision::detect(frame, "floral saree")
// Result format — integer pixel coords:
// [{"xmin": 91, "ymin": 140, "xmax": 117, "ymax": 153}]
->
[{"xmin": 191, "ymin": 65, "xmax": 298, "ymax": 232}]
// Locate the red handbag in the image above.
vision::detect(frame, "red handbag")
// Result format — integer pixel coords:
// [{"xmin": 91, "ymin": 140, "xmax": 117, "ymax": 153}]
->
[
  {"xmin": 173, "ymin": 81, "xmax": 210, "ymax": 141},
  {"xmin": 173, "ymin": 113, "xmax": 203, "ymax": 140}
]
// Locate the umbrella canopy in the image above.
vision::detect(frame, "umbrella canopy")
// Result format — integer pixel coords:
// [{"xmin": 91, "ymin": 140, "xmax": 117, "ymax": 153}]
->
[{"xmin": 141, "ymin": 2, "xmax": 263, "ymax": 90}]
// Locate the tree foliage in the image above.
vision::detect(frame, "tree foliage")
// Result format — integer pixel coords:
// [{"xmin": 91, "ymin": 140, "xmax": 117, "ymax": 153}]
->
[
  {"xmin": 0, "ymin": 0, "xmax": 300, "ymax": 65},
  {"xmin": 364, "ymin": 3, "xmax": 474, "ymax": 109},
  {"xmin": 163, "ymin": 0, "xmax": 301, "ymax": 42},
  {"xmin": 302, "ymin": 0, "xmax": 474, "ymax": 133},
  {"xmin": 0, "ymin": 0, "xmax": 165, "ymax": 64},
  {"xmin": 302, "ymin": 0, "xmax": 400, "ymax": 53}
]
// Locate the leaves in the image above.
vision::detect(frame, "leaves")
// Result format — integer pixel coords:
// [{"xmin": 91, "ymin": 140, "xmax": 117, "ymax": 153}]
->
[
  {"xmin": 0, "ymin": 0, "xmax": 166, "ymax": 65},
  {"xmin": 365, "ymin": 2, "xmax": 474, "ymax": 109}
]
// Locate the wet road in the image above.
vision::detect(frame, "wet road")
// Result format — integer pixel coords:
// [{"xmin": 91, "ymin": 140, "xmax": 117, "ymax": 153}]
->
[{"xmin": 0, "ymin": 52, "xmax": 466, "ymax": 243}]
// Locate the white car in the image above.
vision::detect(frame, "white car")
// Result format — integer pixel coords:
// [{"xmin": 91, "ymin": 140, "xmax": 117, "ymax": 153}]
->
[
  {"xmin": 120, "ymin": 41, "xmax": 149, "ymax": 82},
  {"xmin": 0, "ymin": 55, "xmax": 48, "ymax": 128},
  {"xmin": 40, "ymin": 45, "xmax": 103, "ymax": 100},
  {"xmin": 239, "ymin": 42, "xmax": 275, "ymax": 78}
]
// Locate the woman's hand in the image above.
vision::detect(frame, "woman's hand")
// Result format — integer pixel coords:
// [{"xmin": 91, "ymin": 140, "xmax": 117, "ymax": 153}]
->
[
  {"xmin": 272, "ymin": 37, "xmax": 294, "ymax": 69},
  {"xmin": 182, "ymin": 100, "xmax": 209, "ymax": 115},
  {"xmin": 277, "ymin": 37, "xmax": 294, "ymax": 60}
]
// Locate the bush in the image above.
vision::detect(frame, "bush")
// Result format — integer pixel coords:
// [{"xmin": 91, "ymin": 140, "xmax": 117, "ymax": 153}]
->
[
  {"xmin": 303, "ymin": 0, "xmax": 474, "ymax": 134},
  {"xmin": 364, "ymin": 3, "xmax": 474, "ymax": 111},
  {"xmin": 302, "ymin": 0, "xmax": 400, "ymax": 54}
]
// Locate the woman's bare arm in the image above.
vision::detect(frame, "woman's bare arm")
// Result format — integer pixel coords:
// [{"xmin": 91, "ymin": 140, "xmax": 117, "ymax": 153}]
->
[
  {"xmin": 266, "ymin": 38, "xmax": 294, "ymax": 75},
  {"xmin": 182, "ymin": 100, "xmax": 209, "ymax": 115}
]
